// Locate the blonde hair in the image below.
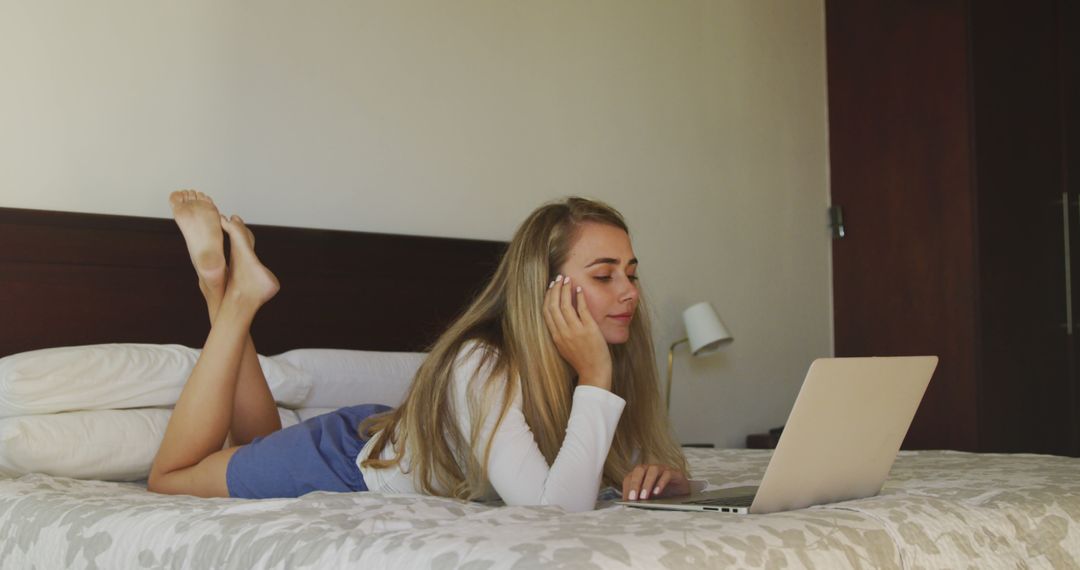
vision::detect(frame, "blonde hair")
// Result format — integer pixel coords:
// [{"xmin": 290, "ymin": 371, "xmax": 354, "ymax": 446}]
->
[{"xmin": 359, "ymin": 197, "xmax": 689, "ymax": 499}]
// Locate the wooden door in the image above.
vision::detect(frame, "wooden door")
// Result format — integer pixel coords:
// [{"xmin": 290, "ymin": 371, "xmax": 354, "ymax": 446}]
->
[
  {"xmin": 826, "ymin": 0, "xmax": 979, "ymax": 450},
  {"xmin": 969, "ymin": 0, "xmax": 1074, "ymax": 456}
]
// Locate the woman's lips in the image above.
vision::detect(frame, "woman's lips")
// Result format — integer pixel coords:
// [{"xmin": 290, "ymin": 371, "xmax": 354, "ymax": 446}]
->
[{"xmin": 608, "ymin": 313, "xmax": 633, "ymax": 324}]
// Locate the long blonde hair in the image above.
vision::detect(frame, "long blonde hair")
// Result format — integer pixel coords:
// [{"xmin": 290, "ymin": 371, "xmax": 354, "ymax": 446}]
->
[{"xmin": 359, "ymin": 197, "xmax": 689, "ymax": 499}]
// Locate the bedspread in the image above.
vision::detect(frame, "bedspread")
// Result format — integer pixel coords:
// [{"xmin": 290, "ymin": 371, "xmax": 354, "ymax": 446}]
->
[{"xmin": 1, "ymin": 449, "xmax": 1077, "ymax": 569}]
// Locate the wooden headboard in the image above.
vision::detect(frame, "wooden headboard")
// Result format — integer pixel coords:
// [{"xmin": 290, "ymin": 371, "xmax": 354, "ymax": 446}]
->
[{"xmin": 0, "ymin": 207, "xmax": 506, "ymax": 357}]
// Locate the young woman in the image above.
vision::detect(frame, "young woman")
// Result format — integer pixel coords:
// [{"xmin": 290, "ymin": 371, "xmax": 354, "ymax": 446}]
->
[{"xmin": 148, "ymin": 191, "xmax": 693, "ymax": 512}]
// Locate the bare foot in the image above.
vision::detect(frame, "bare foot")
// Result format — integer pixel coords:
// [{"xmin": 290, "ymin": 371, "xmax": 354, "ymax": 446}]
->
[
  {"xmin": 169, "ymin": 190, "xmax": 226, "ymax": 292},
  {"xmin": 220, "ymin": 214, "xmax": 280, "ymax": 307}
]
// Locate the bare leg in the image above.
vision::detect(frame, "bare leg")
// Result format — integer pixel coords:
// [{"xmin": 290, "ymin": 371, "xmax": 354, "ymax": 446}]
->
[
  {"xmin": 148, "ymin": 208, "xmax": 280, "ymax": 497},
  {"xmin": 200, "ymin": 280, "xmax": 281, "ymax": 445},
  {"xmin": 170, "ymin": 190, "xmax": 281, "ymax": 447}
]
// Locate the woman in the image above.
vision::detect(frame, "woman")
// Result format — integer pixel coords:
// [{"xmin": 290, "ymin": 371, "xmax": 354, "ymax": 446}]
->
[{"xmin": 148, "ymin": 191, "xmax": 693, "ymax": 512}]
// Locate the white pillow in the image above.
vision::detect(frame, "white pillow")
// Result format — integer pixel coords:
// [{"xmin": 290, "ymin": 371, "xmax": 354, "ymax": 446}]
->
[
  {"xmin": 0, "ymin": 407, "xmax": 301, "ymax": 481},
  {"xmin": 0, "ymin": 344, "xmax": 312, "ymax": 418},
  {"xmin": 295, "ymin": 407, "xmax": 342, "ymax": 422},
  {"xmin": 277, "ymin": 349, "xmax": 424, "ymax": 408}
]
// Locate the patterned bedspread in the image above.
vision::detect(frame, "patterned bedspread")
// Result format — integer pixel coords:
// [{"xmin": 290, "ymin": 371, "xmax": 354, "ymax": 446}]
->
[{"xmin": 1, "ymin": 449, "xmax": 1077, "ymax": 569}]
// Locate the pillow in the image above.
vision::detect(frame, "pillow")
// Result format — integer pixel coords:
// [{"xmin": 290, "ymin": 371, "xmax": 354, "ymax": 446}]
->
[
  {"xmin": 0, "ymin": 407, "xmax": 301, "ymax": 481},
  {"xmin": 0, "ymin": 344, "xmax": 312, "ymax": 418},
  {"xmin": 276, "ymin": 349, "xmax": 424, "ymax": 408},
  {"xmin": 295, "ymin": 407, "xmax": 342, "ymax": 422}
]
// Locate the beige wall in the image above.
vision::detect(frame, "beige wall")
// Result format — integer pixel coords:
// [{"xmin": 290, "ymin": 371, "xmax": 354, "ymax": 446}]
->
[{"xmin": 0, "ymin": 1, "xmax": 832, "ymax": 448}]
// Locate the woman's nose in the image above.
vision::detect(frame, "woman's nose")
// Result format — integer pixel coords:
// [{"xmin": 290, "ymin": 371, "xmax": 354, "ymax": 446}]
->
[{"xmin": 618, "ymin": 276, "xmax": 639, "ymax": 303}]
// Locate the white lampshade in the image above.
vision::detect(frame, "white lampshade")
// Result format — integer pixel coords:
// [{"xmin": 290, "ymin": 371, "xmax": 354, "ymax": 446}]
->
[{"xmin": 682, "ymin": 302, "xmax": 733, "ymax": 356}]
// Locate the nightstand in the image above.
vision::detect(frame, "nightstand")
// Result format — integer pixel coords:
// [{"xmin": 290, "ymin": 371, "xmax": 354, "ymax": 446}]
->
[{"xmin": 745, "ymin": 427, "xmax": 783, "ymax": 449}]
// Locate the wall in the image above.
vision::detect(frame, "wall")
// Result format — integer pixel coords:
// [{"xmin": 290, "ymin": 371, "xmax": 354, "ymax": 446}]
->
[{"xmin": 0, "ymin": 0, "xmax": 832, "ymax": 448}]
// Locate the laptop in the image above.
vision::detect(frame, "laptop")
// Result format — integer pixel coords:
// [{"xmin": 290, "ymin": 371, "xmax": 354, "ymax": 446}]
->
[{"xmin": 617, "ymin": 356, "xmax": 938, "ymax": 515}]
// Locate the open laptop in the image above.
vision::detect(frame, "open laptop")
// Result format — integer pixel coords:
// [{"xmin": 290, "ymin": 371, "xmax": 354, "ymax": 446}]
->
[{"xmin": 618, "ymin": 356, "xmax": 938, "ymax": 515}]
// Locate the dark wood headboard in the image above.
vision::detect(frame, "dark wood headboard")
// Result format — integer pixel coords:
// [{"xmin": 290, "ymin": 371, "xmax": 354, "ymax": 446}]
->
[{"xmin": 0, "ymin": 207, "xmax": 506, "ymax": 357}]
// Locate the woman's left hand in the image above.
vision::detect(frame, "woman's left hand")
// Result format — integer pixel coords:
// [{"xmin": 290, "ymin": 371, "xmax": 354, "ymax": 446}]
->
[{"xmin": 621, "ymin": 464, "xmax": 691, "ymax": 501}]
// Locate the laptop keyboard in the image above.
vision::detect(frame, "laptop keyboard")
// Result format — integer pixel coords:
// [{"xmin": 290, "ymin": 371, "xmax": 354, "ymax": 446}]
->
[{"xmin": 689, "ymin": 495, "xmax": 755, "ymax": 507}]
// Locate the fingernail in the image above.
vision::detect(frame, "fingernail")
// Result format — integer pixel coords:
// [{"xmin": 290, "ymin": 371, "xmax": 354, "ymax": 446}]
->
[
  {"xmin": 628, "ymin": 490, "xmax": 637, "ymax": 501},
  {"xmin": 549, "ymin": 281, "xmax": 554, "ymax": 289},
  {"xmin": 556, "ymin": 274, "xmax": 563, "ymax": 282},
  {"xmin": 641, "ymin": 489, "xmax": 649, "ymax": 500},
  {"xmin": 576, "ymin": 286, "xmax": 582, "ymax": 293},
  {"xmin": 653, "ymin": 486, "xmax": 661, "ymax": 495}
]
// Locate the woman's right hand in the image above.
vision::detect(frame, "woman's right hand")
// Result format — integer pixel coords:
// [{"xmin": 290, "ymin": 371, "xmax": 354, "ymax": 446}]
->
[{"xmin": 543, "ymin": 275, "xmax": 612, "ymax": 390}]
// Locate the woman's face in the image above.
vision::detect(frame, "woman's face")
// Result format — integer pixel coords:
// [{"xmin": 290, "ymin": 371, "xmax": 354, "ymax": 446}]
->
[{"xmin": 557, "ymin": 222, "xmax": 640, "ymax": 344}]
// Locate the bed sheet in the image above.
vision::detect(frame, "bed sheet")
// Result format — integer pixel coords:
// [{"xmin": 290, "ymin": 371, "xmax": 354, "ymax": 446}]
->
[{"xmin": 1, "ymin": 449, "xmax": 1077, "ymax": 569}]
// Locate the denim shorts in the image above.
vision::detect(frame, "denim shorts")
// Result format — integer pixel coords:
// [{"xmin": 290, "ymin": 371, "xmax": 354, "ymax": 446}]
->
[{"xmin": 226, "ymin": 403, "xmax": 392, "ymax": 499}]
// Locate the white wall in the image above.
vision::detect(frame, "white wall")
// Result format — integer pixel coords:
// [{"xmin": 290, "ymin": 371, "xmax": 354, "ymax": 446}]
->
[{"xmin": 0, "ymin": 0, "xmax": 832, "ymax": 448}]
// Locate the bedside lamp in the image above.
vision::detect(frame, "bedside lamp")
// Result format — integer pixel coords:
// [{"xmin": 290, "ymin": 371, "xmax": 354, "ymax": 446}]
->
[{"xmin": 666, "ymin": 302, "xmax": 733, "ymax": 411}]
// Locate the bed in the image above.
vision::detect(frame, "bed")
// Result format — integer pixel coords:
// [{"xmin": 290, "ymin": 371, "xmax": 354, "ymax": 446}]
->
[{"xmin": 1, "ymin": 206, "xmax": 1078, "ymax": 569}]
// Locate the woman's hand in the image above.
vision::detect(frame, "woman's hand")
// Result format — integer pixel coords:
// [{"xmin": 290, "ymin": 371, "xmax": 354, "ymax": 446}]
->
[
  {"xmin": 622, "ymin": 464, "xmax": 691, "ymax": 501},
  {"xmin": 543, "ymin": 274, "xmax": 612, "ymax": 389}
]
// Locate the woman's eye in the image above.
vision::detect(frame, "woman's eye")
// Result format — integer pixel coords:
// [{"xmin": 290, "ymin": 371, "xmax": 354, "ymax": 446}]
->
[
  {"xmin": 629, "ymin": 275, "xmax": 639, "ymax": 282},
  {"xmin": 594, "ymin": 276, "xmax": 613, "ymax": 282}
]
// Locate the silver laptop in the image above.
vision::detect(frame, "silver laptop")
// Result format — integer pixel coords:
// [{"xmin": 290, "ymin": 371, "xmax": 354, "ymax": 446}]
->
[{"xmin": 618, "ymin": 356, "xmax": 938, "ymax": 515}]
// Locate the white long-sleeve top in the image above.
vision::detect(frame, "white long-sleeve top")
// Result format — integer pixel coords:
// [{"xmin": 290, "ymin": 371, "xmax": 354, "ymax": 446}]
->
[{"xmin": 356, "ymin": 340, "xmax": 626, "ymax": 512}]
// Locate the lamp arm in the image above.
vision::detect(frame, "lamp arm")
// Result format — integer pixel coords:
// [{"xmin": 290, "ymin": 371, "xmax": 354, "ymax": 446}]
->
[{"xmin": 665, "ymin": 337, "xmax": 689, "ymax": 412}]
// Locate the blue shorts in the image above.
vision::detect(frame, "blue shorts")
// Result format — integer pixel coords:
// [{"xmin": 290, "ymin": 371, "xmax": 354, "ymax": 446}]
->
[{"xmin": 226, "ymin": 404, "xmax": 392, "ymax": 499}]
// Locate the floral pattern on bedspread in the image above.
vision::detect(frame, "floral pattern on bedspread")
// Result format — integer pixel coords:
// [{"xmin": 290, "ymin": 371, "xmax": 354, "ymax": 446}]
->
[{"xmin": 0, "ymin": 450, "xmax": 1077, "ymax": 569}]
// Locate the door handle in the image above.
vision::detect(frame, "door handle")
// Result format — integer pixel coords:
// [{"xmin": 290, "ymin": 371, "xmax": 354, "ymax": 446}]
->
[
  {"xmin": 1063, "ymin": 192, "xmax": 1073, "ymax": 335},
  {"xmin": 829, "ymin": 206, "xmax": 845, "ymax": 239}
]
